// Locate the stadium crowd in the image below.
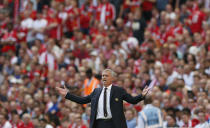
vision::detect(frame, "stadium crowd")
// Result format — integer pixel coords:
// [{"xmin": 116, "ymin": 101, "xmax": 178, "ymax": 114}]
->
[{"xmin": 0, "ymin": 0, "xmax": 210, "ymax": 127}]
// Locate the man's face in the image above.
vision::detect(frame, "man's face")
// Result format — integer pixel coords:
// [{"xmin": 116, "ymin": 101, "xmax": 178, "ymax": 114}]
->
[
  {"xmin": 198, "ymin": 112, "xmax": 206, "ymax": 122},
  {"xmin": 102, "ymin": 70, "xmax": 113, "ymax": 87},
  {"xmin": 166, "ymin": 115, "xmax": 175, "ymax": 126},
  {"xmin": 181, "ymin": 114, "xmax": 189, "ymax": 123},
  {"xmin": 23, "ymin": 117, "xmax": 30, "ymax": 124},
  {"xmin": 40, "ymin": 120, "xmax": 45, "ymax": 127},
  {"xmin": 125, "ymin": 110, "xmax": 133, "ymax": 121}
]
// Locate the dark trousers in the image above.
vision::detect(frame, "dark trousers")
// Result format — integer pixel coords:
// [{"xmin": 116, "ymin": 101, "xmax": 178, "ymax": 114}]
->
[{"xmin": 95, "ymin": 119, "xmax": 115, "ymax": 128}]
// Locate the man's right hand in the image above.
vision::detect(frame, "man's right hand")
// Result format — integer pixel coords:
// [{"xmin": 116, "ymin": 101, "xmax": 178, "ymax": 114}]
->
[{"xmin": 56, "ymin": 85, "xmax": 68, "ymax": 97}]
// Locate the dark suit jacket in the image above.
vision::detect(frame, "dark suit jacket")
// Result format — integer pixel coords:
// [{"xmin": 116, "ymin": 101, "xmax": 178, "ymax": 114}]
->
[{"xmin": 65, "ymin": 85, "xmax": 145, "ymax": 128}]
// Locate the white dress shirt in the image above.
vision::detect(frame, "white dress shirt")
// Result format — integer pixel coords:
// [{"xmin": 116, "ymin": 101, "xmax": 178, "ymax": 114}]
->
[{"xmin": 96, "ymin": 85, "xmax": 112, "ymax": 119}]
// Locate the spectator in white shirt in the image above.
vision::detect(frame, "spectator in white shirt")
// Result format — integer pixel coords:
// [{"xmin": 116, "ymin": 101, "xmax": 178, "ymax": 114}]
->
[
  {"xmin": 32, "ymin": 12, "xmax": 47, "ymax": 41},
  {"xmin": 20, "ymin": 10, "xmax": 35, "ymax": 43},
  {"xmin": 39, "ymin": 44, "xmax": 57, "ymax": 71},
  {"xmin": 0, "ymin": 114, "xmax": 12, "ymax": 128},
  {"xmin": 21, "ymin": 11, "xmax": 34, "ymax": 29},
  {"xmin": 183, "ymin": 64, "xmax": 194, "ymax": 89}
]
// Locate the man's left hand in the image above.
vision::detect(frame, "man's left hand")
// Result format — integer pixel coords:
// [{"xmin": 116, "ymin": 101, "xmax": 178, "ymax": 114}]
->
[{"xmin": 142, "ymin": 86, "xmax": 150, "ymax": 97}]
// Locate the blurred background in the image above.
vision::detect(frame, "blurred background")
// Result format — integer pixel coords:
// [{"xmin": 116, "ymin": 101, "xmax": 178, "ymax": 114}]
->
[{"xmin": 0, "ymin": 0, "xmax": 209, "ymax": 128}]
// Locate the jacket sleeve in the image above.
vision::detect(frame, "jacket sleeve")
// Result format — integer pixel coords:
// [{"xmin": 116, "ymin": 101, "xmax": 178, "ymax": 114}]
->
[
  {"xmin": 65, "ymin": 89, "xmax": 95, "ymax": 104},
  {"xmin": 122, "ymin": 88, "xmax": 145, "ymax": 104}
]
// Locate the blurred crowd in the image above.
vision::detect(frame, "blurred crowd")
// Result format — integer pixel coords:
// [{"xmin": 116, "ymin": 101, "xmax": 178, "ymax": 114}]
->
[{"xmin": 0, "ymin": 0, "xmax": 210, "ymax": 128}]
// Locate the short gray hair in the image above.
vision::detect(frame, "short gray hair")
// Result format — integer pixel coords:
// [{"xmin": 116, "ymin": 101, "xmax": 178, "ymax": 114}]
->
[{"xmin": 103, "ymin": 69, "xmax": 116, "ymax": 77}]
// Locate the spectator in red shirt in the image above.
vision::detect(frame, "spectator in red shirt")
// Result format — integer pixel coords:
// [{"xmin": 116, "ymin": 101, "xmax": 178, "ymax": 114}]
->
[
  {"xmin": 96, "ymin": 0, "xmax": 116, "ymax": 25},
  {"xmin": 79, "ymin": 0, "xmax": 94, "ymax": 34},
  {"xmin": 142, "ymin": 0, "xmax": 156, "ymax": 21},
  {"xmin": 11, "ymin": 113, "xmax": 23, "ymax": 128},
  {"xmin": 1, "ymin": 23, "xmax": 17, "ymax": 53},
  {"xmin": 186, "ymin": 4, "xmax": 206, "ymax": 34},
  {"xmin": 64, "ymin": 0, "xmax": 79, "ymax": 38},
  {"xmin": 46, "ymin": 10, "xmax": 61, "ymax": 40},
  {"xmin": 181, "ymin": 108, "xmax": 199, "ymax": 127},
  {"xmin": 19, "ymin": 114, "xmax": 34, "ymax": 128}
]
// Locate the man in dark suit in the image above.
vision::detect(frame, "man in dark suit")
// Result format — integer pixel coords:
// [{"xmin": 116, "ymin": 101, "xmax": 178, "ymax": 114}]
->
[{"xmin": 56, "ymin": 69, "xmax": 150, "ymax": 128}]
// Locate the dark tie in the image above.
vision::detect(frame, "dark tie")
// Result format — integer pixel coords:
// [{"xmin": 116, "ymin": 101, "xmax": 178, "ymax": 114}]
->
[{"xmin": 104, "ymin": 88, "xmax": 107, "ymax": 117}]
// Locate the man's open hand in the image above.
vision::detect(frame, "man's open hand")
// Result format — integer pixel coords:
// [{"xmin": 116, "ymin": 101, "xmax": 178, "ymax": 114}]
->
[
  {"xmin": 56, "ymin": 85, "xmax": 68, "ymax": 97},
  {"xmin": 142, "ymin": 86, "xmax": 150, "ymax": 97}
]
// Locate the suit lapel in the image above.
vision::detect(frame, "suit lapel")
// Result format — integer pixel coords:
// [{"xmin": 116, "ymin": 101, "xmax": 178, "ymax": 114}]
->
[
  {"xmin": 96, "ymin": 88, "xmax": 103, "ymax": 100},
  {"xmin": 95, "ymin": 88, "xmax": 103, "ymax": 108}
]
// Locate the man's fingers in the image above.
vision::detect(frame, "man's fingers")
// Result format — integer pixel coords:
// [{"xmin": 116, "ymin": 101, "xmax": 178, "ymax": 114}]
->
[
  {"xmin": 56, "ymin": 87, "xmax": 64, "ymax": 93},
  {"xmin": 56, "ymin": 87, "xmax": 61, "ymax": 90}
]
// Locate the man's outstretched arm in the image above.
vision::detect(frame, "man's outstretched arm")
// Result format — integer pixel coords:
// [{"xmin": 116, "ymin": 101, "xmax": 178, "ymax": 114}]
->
[
  {"xmin": 56, "ymin": 86, "xmax": 92, "ymax": 104},
  {"xmin": 122, "ymin": 86, "xmax": 149, "ymax": 104}
]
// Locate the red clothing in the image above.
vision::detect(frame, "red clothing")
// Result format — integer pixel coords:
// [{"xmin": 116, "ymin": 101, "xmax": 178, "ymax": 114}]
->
[
  {"xmin": 79, "ymin": 4, "xmax": 94, "ymax": 29},
  {"xmin": 11, "ymin": 121, "xmax": 23, "ymax": 128},
  {"xmin": 1, "ymin": 30, "xmax": 17, "ymax": 42},
  {"xmin": 161, "ymin": 53, "xmax": 173, "ymax": 64},
  {"xmin": 18, "ymin": 122, "xmax": 34, "ymax": 128},
  {"xmin": 1, "ymin": 45, "xmax": 16, "ymax": 53},
  {"xmin": 163, "ymin": 23, "xmax": 183, "ymax": 44},
  {"xmin": 133, "ymin": 59, "xmax": 141, "ymax": 74},
  {"xmin": 96, "ymin": 3, "xmax": 116, "ymax": 24},
  {"xmin": 0, "ymin": 20, "xmax": 7, "ymax": 30},
  {"xmin": 188, "ymin": 10, "xmax": 205, "ymax": 33},
  {"xmin": 46, "ymin": 16, "xmax": 61, "ymax": 40},
  {"xmin": 38, "ymin": 44, "xmax": 47, "ymax": 55},
  {"xmin": 172, "ymin": 23, "xmax": 183, "ymax": 35},
  {"xmin": 1, "ymin": 30, "xmax": 17, "ymax": 53},
  {"xmin": 182, "ymin": 119, "xmax": 199, "ymax": 127},
  {"xmin": 148, "ymin": 25, "xmax": 160, "ymax": 40},
  {"xmin": 30, "ymin": 11, "xmax": 37, "ymax": 20},
  {"xmin": 65, "ymin": 6, "xmax": 79, "ymax": 32},
  {"xmin": 140, "ymin": 42, "xmax": 149, "ymax": 53},
  {"xmin": 56, "ymin": 0, "xmax": 64, "ymax": 2},
  {"xmin": 17, "ymin": 27, "xmax": 28, "ymax": 43},
  {"xmin": 142, "ymin": 1, "xmax": 154, "ymax": 11},
  {"xmin": 72, "ymin": 48, "xmax": 89, "ymax": 60},
  {"xmin": 123, "ymin": 0, "xmax": 141, "ymax": 12},
  {"xmin": 187, "ymin": 3, "xmax": 199, "ymax": 12}
]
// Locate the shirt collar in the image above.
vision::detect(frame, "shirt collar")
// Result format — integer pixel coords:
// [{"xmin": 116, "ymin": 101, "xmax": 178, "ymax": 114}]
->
[{"xmin": 104, "ymin": 84, "xmax": 112, "ymax": 90}]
